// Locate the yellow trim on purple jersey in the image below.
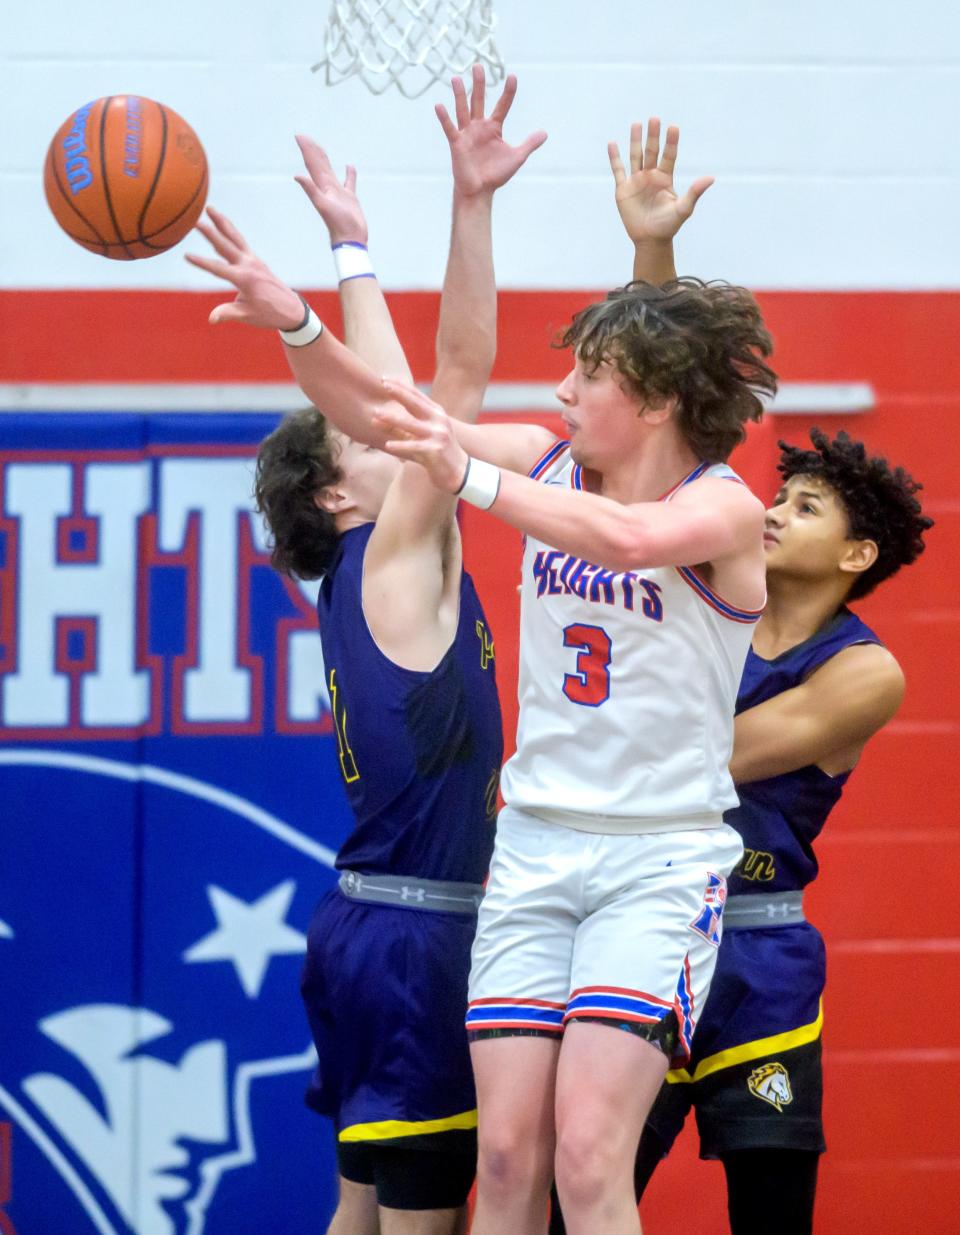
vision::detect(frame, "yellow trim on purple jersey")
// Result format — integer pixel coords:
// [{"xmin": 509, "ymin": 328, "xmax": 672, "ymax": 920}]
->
[
  {"xmin": 338, "ymin": 1107, "xmax": 478, "ymax": 1142},
  {"xmin": 665, "ymin": 1000, "xmax": 823, "ymax": 1085}
]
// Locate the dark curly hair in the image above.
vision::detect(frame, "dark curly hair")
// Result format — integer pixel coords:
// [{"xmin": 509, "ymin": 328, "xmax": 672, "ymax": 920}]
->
[
  {"xmin": 559, "ymin": 278, "xmax": 777, "ymax": 462},
  {"xmin": 254, "ymin": 407, "xmax": 342, "ymax": 579},
  {"xmin": 778, "ymin": 429, "xmax": 934, "ymax": 600}
]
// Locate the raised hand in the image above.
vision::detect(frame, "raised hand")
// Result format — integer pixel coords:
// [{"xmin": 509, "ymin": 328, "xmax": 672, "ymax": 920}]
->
[
  {"xmin": 294, "ymin": 136, "xmax": 368, "ymax": 246},
  {"xmin": 608, "ymin": 119, "xmax": 714, "ymax": 245},
  {"xmin": 437, "ymin": 63, "xmax": 547, "ymax": 198},
  {"xmin": 185, "ymin": 207, "xmax": 305, "ymax": 329},
  {"xmin": 375, "ymin": 379, "xmax": 469, "ymax": 492}
]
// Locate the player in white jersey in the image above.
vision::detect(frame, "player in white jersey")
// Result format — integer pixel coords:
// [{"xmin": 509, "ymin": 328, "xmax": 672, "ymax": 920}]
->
[
  {"xmin": 188, "ymin": 114, "xmax": 774, "ymax": 1235},
  {"xmin": 373, "ymin": 298, "xmax": 769, "ymax": 1235}
]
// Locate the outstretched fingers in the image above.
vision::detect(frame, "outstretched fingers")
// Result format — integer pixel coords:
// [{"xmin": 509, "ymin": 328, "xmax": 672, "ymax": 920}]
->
[
  {"xmin": 383, "ymin": 375, "xmax": 434, "ymax": 414},
  {"xmin": 516, "ymin": 128, "xmax": 548, "ymax": 162},
  {"xmin": 373, "ymin": 406, "xmax": 430, "ymax": 444},
  {"xmin": 677, "ymin": 175, "xmax": 715, "ymax": 218},
  {"xmin": 469, "ymin": 62, "xmax": 486, "ymax": 120},
  {"xmin": 643, "ymin": 117, "xmax": 661, "ymax": 171},
  {"xmin": 208, "ymin": 301, "xmax": 256, "ymax": 325},
  {"xmin": 382, "ymin": 437, "xmax": 430, "ymax": 461},
  {"xmin": 295, "ymin": 134, "xmax": 336, "ymax": 185},
  {"xmin": 629, "ymin": 121, "xmax": 644, "ymax": 175},
  {"xmin": 435, "ymin": 101, "xmax": 459, "ymax": 143},
  {"xmin": 380, "ymin": 378, "xmax": 437, "ymax": 420},
  {"xmin": 191, "ymin": 218, "xmax": 245, "ymax": 268},
  {"xmin": 194, "ymin": 218, "xmax": 240, "ymax": 265},
  {"xmin": 204, "ymin": 206, "xmax": 250, "ymax": 257},
  {"xmin": 489, "ymin": 72, "xmax": 518, "ymax": 126},
  {"xmin": 608, "ymin": 141, "xmax": 627, "ymax": 185},
  {"xmin": 451, "ymin": 74, "xmax": 470, "ymax": 129},
  {"xmin": 659, "ymin": 124, "xmax": 680, "ymax": 176},
  {"xmin": 184, "ymin": 250, "xmax": 234, "ymax": 281},
  {"xmin": 294, "ymin": 174, "xmax": 323, "ymax": 209}
]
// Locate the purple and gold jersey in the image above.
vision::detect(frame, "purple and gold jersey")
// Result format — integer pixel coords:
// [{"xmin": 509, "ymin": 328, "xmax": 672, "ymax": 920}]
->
[
  {"xmin": 726, "ymin": 606, "xmax": 881, "ymax": 896},
  {"xmin": 303, "ymin": 521, "xmax": 502, "ymax": 1144},
  {"xmin": 317, "ymin": 522, "xmax": 502, "ymax": 882}
]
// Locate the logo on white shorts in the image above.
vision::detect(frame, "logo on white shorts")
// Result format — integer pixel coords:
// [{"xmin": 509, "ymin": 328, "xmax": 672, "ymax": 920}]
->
[
  {"xmin": 689, "ymin": 872, "xmax": 727, "ymax": 946},
  {"xmin": 747, "ymin": 1061, "xmax": 794, "ymax": 1111}
]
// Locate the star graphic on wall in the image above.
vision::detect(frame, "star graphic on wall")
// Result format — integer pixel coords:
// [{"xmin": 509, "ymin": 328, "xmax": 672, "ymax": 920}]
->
[{"xmin": 183, "ymin": 881, "xmax": 307, "ymax": 998}]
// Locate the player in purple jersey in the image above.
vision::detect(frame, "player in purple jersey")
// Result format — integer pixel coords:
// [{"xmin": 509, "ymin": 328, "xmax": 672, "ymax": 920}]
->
[
  {"xmin": 626, "ymin": 429, "xmax": 932, "ymax": 1235},
  {"xmin": 202, "ymin": 71, "xmax": 545, "ymax": 1235}
]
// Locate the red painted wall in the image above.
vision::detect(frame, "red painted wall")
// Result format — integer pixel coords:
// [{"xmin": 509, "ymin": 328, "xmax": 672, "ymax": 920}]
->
[{"xmin": 4, "ymin": 288, "xmax": 957, "ymax": 1232}]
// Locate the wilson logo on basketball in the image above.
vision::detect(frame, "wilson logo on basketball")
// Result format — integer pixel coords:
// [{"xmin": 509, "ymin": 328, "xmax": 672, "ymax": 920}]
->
[
  {"xmin": 122, "ymin": 95, "xmax": 142, "ymax": 179},
  {"xmin": 747, "ymin": 1062, "xmax": 794, "ymax": 1111},
  {"xmin": 62, "ymin": 101, "xmax": 94, "ymax": 195}
]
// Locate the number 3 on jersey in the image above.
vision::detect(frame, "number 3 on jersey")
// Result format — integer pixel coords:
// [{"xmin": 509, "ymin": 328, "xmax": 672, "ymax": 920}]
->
[{"xmin": 562, "ymin": 623, "xmax": 612, "ymax": 707}]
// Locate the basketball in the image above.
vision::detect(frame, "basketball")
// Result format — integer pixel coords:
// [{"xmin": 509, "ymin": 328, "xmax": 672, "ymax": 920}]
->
[{"xmin": 43, "ymin": 95, "xmax": 208, "ymax": 260}]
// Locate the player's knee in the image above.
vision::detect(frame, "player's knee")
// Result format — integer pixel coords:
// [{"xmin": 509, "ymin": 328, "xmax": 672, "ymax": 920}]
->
[
  {"xmin": 477, "ymin": 1126, "xmax": 549, "ymax": 1198},
  {"xmin": 554, "ymin": 1125, "xmax": 620, "ymax": 1211}
]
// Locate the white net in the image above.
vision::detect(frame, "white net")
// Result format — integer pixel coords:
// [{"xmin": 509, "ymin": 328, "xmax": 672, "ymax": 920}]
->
[{"xmin": 312, "ymin": 0, "xmax": 504, "ymax": 98}]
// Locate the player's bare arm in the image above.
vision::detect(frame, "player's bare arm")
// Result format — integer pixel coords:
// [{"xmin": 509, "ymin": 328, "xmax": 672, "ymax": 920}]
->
[
  {"xmin": 377, "ymin": 377, "xmax": 766, "ymax": 596},
  {"xmin": 609, "ymin": 118, "xmax": 714, "ymax": 285},
  {"xmin": 293, "ymin": 132, "xmax": 465, "ymax": 668},
  {"xmin": 432, "ymin": 65, "xmax": 546, "ymax": 415},
  {"xmin": 187, "ymin": 206, "xmax": 408, "ymax": 443},
  {"xmin": 370, "ymin": 68, "xmax": 546, "ymax": 541},
  {"xmin": 295, "ymin": 134, "xmax": 414, "ymax": 381},
  {"xmin": 730, "ymin": 642, "xmax": 906, "ymax": 784},
  {"xmin": 364, "ymin": 66, "xmax": 547, "ymax": 659},
  {"xmin": 187, "ymin": 208, "xmax": 555, "ymax": 477},
  {"xmin": 427, "ymin": 68, "xmax": 555, "ymax": 476}
]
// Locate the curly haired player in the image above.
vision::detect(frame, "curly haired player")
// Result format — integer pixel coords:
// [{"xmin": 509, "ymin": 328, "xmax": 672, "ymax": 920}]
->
[{"xmin": 626, "ymin": 429, "xmax": 933, "ymax": 1235}]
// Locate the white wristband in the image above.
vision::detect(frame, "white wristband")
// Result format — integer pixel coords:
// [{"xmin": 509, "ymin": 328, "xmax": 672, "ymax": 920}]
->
[
  {"xmin": 455, "ymin": 456, "xmax": 501, "ymax": 511},
  {"xmin": 332, "ymin": 241, "xmax": 375, "ymax": 282},
  {"xmin": 279, "ymin": 298, "xmax": 324, "ymax": 348}
]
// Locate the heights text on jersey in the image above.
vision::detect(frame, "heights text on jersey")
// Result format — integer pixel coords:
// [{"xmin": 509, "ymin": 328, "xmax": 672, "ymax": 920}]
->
[{"xmin": 500, "ymin": 446, "xmax": 763, "ymax": 832}]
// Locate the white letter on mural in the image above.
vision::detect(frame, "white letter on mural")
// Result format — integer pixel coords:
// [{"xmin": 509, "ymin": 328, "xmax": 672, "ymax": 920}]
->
[
  {"xmin": 3, "ymin": 462, "xmax": 150, "ymax": 727},
  {"xmin": 159, "ymin": 458, "xmax": 254, "ymax": 723}
]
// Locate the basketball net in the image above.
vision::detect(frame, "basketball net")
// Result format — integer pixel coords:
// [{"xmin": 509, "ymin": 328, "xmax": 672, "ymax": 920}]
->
[{"xmin": 312, "ymin": 0, "xmax": 503, "ymax": 98}]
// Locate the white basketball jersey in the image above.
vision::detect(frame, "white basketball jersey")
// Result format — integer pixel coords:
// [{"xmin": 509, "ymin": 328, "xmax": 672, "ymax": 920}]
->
[{"xmin": 500, "ymin": 442, "xmax": 763, "ymax": 834}]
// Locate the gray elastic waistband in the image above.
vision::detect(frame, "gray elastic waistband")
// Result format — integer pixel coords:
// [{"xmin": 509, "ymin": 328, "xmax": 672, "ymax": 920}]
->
[
  {"xmin": 724, "ymin": 891, "xmax": 805, "ymax": 929},
  {"xmin": 338, "ymin": 870, "xmax": 484, "ymax": 914}
]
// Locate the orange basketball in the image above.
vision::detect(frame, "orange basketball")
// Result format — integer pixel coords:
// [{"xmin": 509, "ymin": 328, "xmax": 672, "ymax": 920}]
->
[{"xmin": 43, "ymin": 95, "xmax": 208, "ymax": 260}]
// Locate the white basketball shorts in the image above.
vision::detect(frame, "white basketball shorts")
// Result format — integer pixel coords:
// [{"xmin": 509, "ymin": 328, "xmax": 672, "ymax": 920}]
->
[{"xmin": 466, "ymin": 806, "xmax": 743, "ymax": 1064}]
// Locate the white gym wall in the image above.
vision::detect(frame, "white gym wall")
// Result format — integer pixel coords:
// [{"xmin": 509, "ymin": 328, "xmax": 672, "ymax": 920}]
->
[{"xmin": 4, "ymin": 1, "xmax": 959, "ymax": 290}]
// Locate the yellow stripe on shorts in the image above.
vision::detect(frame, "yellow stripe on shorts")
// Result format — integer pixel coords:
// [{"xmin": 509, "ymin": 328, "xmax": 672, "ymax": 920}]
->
[
  {"xmin": 666, "ymin": 1000, "xmax": 823, "ymax": 1085},
  {"xmin": 338, "ymin": 1108, "xmax": 478, "ymax": 1142}
]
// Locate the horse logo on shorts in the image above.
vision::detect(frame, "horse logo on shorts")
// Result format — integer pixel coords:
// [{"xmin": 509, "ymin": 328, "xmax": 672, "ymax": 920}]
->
[{"xmin": 747, "ymin": 1061, "xmax": 794, "ymax": 1111}]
